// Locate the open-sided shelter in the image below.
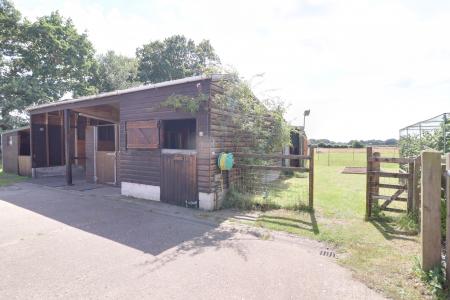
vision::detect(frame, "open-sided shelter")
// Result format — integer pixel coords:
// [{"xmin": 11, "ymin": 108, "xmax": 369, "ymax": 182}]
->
[{"xmin": 22, "ymin": 75, "xmax": 245, "ymax": 210}]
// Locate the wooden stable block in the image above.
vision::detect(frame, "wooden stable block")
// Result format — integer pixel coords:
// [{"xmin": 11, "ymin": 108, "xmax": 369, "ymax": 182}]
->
[{"xmin": 421, "ymin": 150, "xmax": 442, "ymax": 272}]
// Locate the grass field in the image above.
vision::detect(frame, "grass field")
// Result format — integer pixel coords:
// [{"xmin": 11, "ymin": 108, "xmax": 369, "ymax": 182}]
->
[
  {"xmin": 0, "ymin": 164, "xmax": 25, "ymax": 186},
  {"xmin": 231, "ymin": 147, "xmax": 432, "ymax": 299}
]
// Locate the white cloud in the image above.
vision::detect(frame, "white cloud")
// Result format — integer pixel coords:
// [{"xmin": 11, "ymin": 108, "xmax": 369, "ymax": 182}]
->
[{"xmin": 13, "ymin": 0, "xmax": 450, "ymax": 141}]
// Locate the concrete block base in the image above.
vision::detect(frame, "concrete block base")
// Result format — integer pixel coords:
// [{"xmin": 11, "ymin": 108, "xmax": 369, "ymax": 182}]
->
[
  {"xmin": 121, "ymin": 182, "xmax": 160, "ymax": 201},
  {"xmin": 199, "ymin": 192, "xmax": 215, "ymax": 211}
]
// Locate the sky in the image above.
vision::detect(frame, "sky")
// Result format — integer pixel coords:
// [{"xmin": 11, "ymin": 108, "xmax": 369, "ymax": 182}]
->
[{"xmin": 13, "ymin": 0, "xmax": 450, "ymax": 142}]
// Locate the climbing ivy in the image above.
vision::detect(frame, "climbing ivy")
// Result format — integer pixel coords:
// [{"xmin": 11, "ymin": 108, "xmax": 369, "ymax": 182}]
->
[
  {"xmin": 160, "ymin": 92, "xmax": 208, "ymax": 114},
  {"xmin": 212, "ymin": 72, "xmax": 291, "ymax": 154},
  {"xmin": 160, "ymin": 70, "xmax": 292, "ymax": 153}
]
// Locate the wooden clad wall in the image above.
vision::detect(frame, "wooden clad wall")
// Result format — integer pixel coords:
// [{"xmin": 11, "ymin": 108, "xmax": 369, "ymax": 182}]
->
[
  {"xmin": 208, "ymin": 81, "xmax": 255, "ymax": 195},
  {"xmin": 31, "ymin": 113, "xmax": 47, "ymax": 168},
  {"xmin": 85, "ymin": 126, "xmax": 95, "ymax": 182},
  {"xmin": 1, "ymin": 132, "xmax": 19, "ymax": 174},
  {"xmin": 18, "ymin": 156, "xmax": 32, "ymax": 177},
  {"xmin": 30, "ymin": 111, "xmax": 78, "ymax": 169},
  {"xmin": 118, "ymin": 79, "xmax": 212, "ymax": 193}
]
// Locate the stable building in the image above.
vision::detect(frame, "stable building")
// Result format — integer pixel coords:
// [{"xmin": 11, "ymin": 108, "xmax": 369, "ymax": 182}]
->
[
  {"xmin": 1, "ymin": 127, "xmax": 31, "ymax": 176},
  {"xmin": 18, "ymin": 75, "xmax": 239, "ymax": 210}
]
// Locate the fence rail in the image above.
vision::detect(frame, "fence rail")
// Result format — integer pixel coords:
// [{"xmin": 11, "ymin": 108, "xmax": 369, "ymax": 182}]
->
[{"xmin": 365, "ymin": 147, "xmax": 418, "ymax": 219}]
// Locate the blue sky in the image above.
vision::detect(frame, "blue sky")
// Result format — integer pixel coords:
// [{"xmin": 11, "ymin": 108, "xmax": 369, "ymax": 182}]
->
[{"xmin": 13, "ymin": 0, "xmax": 450, "ymax": 141}]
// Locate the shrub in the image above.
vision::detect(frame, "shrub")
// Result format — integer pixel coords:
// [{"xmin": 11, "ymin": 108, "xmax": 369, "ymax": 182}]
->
[{"xmin": 351, "ymin": 140, "xmax": 364, "ymax": 148}]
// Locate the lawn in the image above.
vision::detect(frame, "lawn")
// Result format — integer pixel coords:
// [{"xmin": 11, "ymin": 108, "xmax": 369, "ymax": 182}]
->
[
  {"xmin": 230, "ymin": 148, "xmax": 430, "ymax": 299},
  {"xmin": 0, "ymin": 164, "xmax": 25, "ymax": 186}
]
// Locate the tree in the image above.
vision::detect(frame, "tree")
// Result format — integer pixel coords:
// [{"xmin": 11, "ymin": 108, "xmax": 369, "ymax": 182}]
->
[
  {"xmin": 0, "ymin": 1, "xmax": 97, "ymax": 130},
  {"xmin": 0, "ymin": 0, "xmax": 25, "ymax": 129},
  {"xmin": 93, "ymin": 51, "xmax": 139, "ymax": 93},
  {"xmin": 351, "ymin": 140, "xmax": 365, "ymax": 148},
  {"xmin": 136, "ymin": 35, "xmax": 220, "ymax": 84}
]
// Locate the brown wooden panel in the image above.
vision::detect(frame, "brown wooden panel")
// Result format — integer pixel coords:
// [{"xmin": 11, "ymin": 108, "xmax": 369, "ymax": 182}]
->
[
  {"xmin": 161, "ymin": 153, "xmax": 197, "ymax": 206},
  {"xmin": 96, "ymin": 151, "xmax": 116, "ymax": 184},
  {"xmin": 76, "ymin": 140, "xmax": 86, "ymax": 166},
  {"xmin": 85, "ymin": 126, "xmax": 95, "ymax": 182},
  {"xmin": 126, "ymin": 120, "xmax": 159, "ymax": 149},
  {"xmin": 119, "ymin": 149, "xmax": 161, "ymax": 185},
  {"xmin": 1, "ymin": 132, "xmax": 19, "ymax": 174},
  {"xmin": 31, "ymin": 121, "xmax": 47, "ymax": 168},
  {"xmin": 18, "ymin": 156, "xmax": 31, "ymax": 177},
  {"xmin": 48, "ymin": 124, "xmax": 63, "ymax": 166}
]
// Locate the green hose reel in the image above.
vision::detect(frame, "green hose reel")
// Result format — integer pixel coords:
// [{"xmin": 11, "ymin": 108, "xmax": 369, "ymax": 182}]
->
[{"xmin": 217, "ymin": 152, "xmax": 234, "ymax": 171}]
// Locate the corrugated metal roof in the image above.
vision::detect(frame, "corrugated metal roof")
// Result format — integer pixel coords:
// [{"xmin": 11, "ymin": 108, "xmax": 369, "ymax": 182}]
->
[{"xmin": 26, "ymin": 74, "xmax": 224, "ymax": 112}]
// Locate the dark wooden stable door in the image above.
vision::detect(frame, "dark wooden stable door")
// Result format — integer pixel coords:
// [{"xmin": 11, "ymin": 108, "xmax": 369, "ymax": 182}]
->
[
  {"xmin": 31, "ymin": 124, "xmax": 47, "ymax": 168},
  {"xmin": 48, "ymin": 125, "xmax": 63, "ymax": 166},
  {"xmin": 161, "ymin": 153, "xmax": 197, "ymax": 206}
]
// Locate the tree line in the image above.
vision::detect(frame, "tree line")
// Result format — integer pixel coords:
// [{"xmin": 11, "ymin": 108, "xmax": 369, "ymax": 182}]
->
[
  {"xmin": 0, "ymin": 0, "xmax": 220, "ymax": 130},
  {"xmin": 309, "ymin": 138, "xmax": 398, "ymax": 148}
]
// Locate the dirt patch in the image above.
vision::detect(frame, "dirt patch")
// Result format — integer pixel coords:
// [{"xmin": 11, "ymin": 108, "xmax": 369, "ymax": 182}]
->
[{"xmin": 341, "ymin": 167, "xmax": 366, "ymax": 174}]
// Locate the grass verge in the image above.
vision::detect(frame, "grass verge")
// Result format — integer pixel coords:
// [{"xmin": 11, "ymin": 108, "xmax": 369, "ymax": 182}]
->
[
  {"xmin": 228, "ymin": 149, "xmax": 434, "ymax": 299},
  {"xmin": 0, "ymin": 165, "xmax": 25, "ymax": 186}
]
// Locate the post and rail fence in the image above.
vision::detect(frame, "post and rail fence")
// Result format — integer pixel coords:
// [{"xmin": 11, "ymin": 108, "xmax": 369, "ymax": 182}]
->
[{"xmin": 364, "ymin": 148, "xmax": 448, "ymax": 282}]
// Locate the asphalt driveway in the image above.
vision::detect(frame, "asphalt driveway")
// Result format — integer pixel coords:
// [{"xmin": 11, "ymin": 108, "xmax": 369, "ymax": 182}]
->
[{"xmin": 0, "ymin": 182, "xmax": 384, "ymax": 299}]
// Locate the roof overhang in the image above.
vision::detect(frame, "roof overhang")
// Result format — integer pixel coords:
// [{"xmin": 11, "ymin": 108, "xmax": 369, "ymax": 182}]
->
[
  {"xmin": 1, "ymin": 126, "xmax": 30, "ymax": 136},
  {"xmin": 26, "ymin": 74, "xmax": 223, "ymax": 115}
]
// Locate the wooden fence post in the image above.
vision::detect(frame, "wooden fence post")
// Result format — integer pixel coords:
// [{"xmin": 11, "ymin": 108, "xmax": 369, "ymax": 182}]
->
[
  {"xmin": 446, "ymin": 154, "xmax": 450, "ymax": 283},
  {"xmin": 413, "ymin": 156, "xmax": 421, "ymax": 212},
  {"xmin": 372, "ymin": 152, "xmax": 380, "ymax": 206},
  {"xmin": 365, "ymin": 147, "xmax": 373, "ymax": 220},
  {"xmin": 421, "ymin": 150, "xmax": 442, "ymax": 271},
  {"xmin": 309, "ymin": 145, "xmax": 314, "ymax": 209},
  {"xmin": 407, "ymin": 161, "xmax": 414, "ymax": 213}
]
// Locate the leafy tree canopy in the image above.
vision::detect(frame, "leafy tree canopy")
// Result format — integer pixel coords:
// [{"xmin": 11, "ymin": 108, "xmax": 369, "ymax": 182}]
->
[
  {"xmin": 0, "ymin": 0, "xmax": 97, "ymax": 130},
  {"xmin": 93, "ymin": 50, "xmax": 140, "ymax": 93},
  {"xmin": 136, "ymin": 35, "xmax": 220, "ymax": 84},
  {"xmin": 0, "ymin": 2, "xmax": 223, "ymax": 131}
]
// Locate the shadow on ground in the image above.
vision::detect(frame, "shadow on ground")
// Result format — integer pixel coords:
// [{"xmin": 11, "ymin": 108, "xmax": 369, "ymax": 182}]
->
[
  {"xmin": 0, "ymin": 180, "xmax": 246, "ymax": 260},
  {"xmin": 370, "ymin": 216, "xmax": 418, "ymax": 241},
  {"xmin": 233, "ymin": 209, "xmax": 319, "ymax": 235}
]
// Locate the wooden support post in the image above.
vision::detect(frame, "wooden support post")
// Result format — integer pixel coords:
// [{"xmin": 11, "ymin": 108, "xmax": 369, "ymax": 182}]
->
[
  {"xmin": 64, "ymin": 109, "xmax": 72, "ymax": 185},
  {"xmin": 30, "ymin": 115, "xmax": 35, "ymax": 174},
  {"xmin": 413, "ymin": 156, "xmax": 421, "ymax": 211},
  {"xmin": 421, "ymin": 151, "xmax": 441, "ymax": 272},
  {"xmin": 407, "ymin": 161, "xmax": 414, "ymax": 213},
  {"xmin": 365, "ymin": 147, "xmax": 373, "ymax": 220},
  {"xmin": 308, "ymin": 145, "xmax": 314, "ymax": 209},
  {"xmin": 372, "ymin": 152, "xmax": 380, "ymax": 206},
  {"xmin": 45, "ymin": 112, "xmax": 49, "ymax": 167},
  {"xmin": 446, "ymin": 154, "xmax": 450, "ymax": 284}
]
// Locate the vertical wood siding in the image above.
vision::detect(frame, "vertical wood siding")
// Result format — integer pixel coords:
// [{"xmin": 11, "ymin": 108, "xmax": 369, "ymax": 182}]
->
[
  {"xmin": 85, "ymin": 126, "xmax": 95, "ymax": 183},
  {"xmin": 118, "ymin": 79, "xmax": 211, "ymax": 193},
  {"xmin": 1, "ymin": 132, "xmax": 19, "ymax": 174},
  {"xmin": 208, "ymin": 81, "xmax": 257, "ymax": 195},
  {"xmin": 31, "ymin": 114, "xmax": 47, "ymax": 168},
  {"xmin": 161, "ymin": 153, "xmax": 197, "ymax": 205}
]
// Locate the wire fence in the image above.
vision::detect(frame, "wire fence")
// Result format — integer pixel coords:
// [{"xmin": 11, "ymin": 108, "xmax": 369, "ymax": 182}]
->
[
  {"xmin": 315, "ymin": 147, "xmax": 399, "ymax": 167},
  {"xmin": 399, "ymin": 112, "xmax": 450, "ymax": 158},
  {"xmin": 227, "ymin": 167, "xmax": 310, "ymax": 210}
]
